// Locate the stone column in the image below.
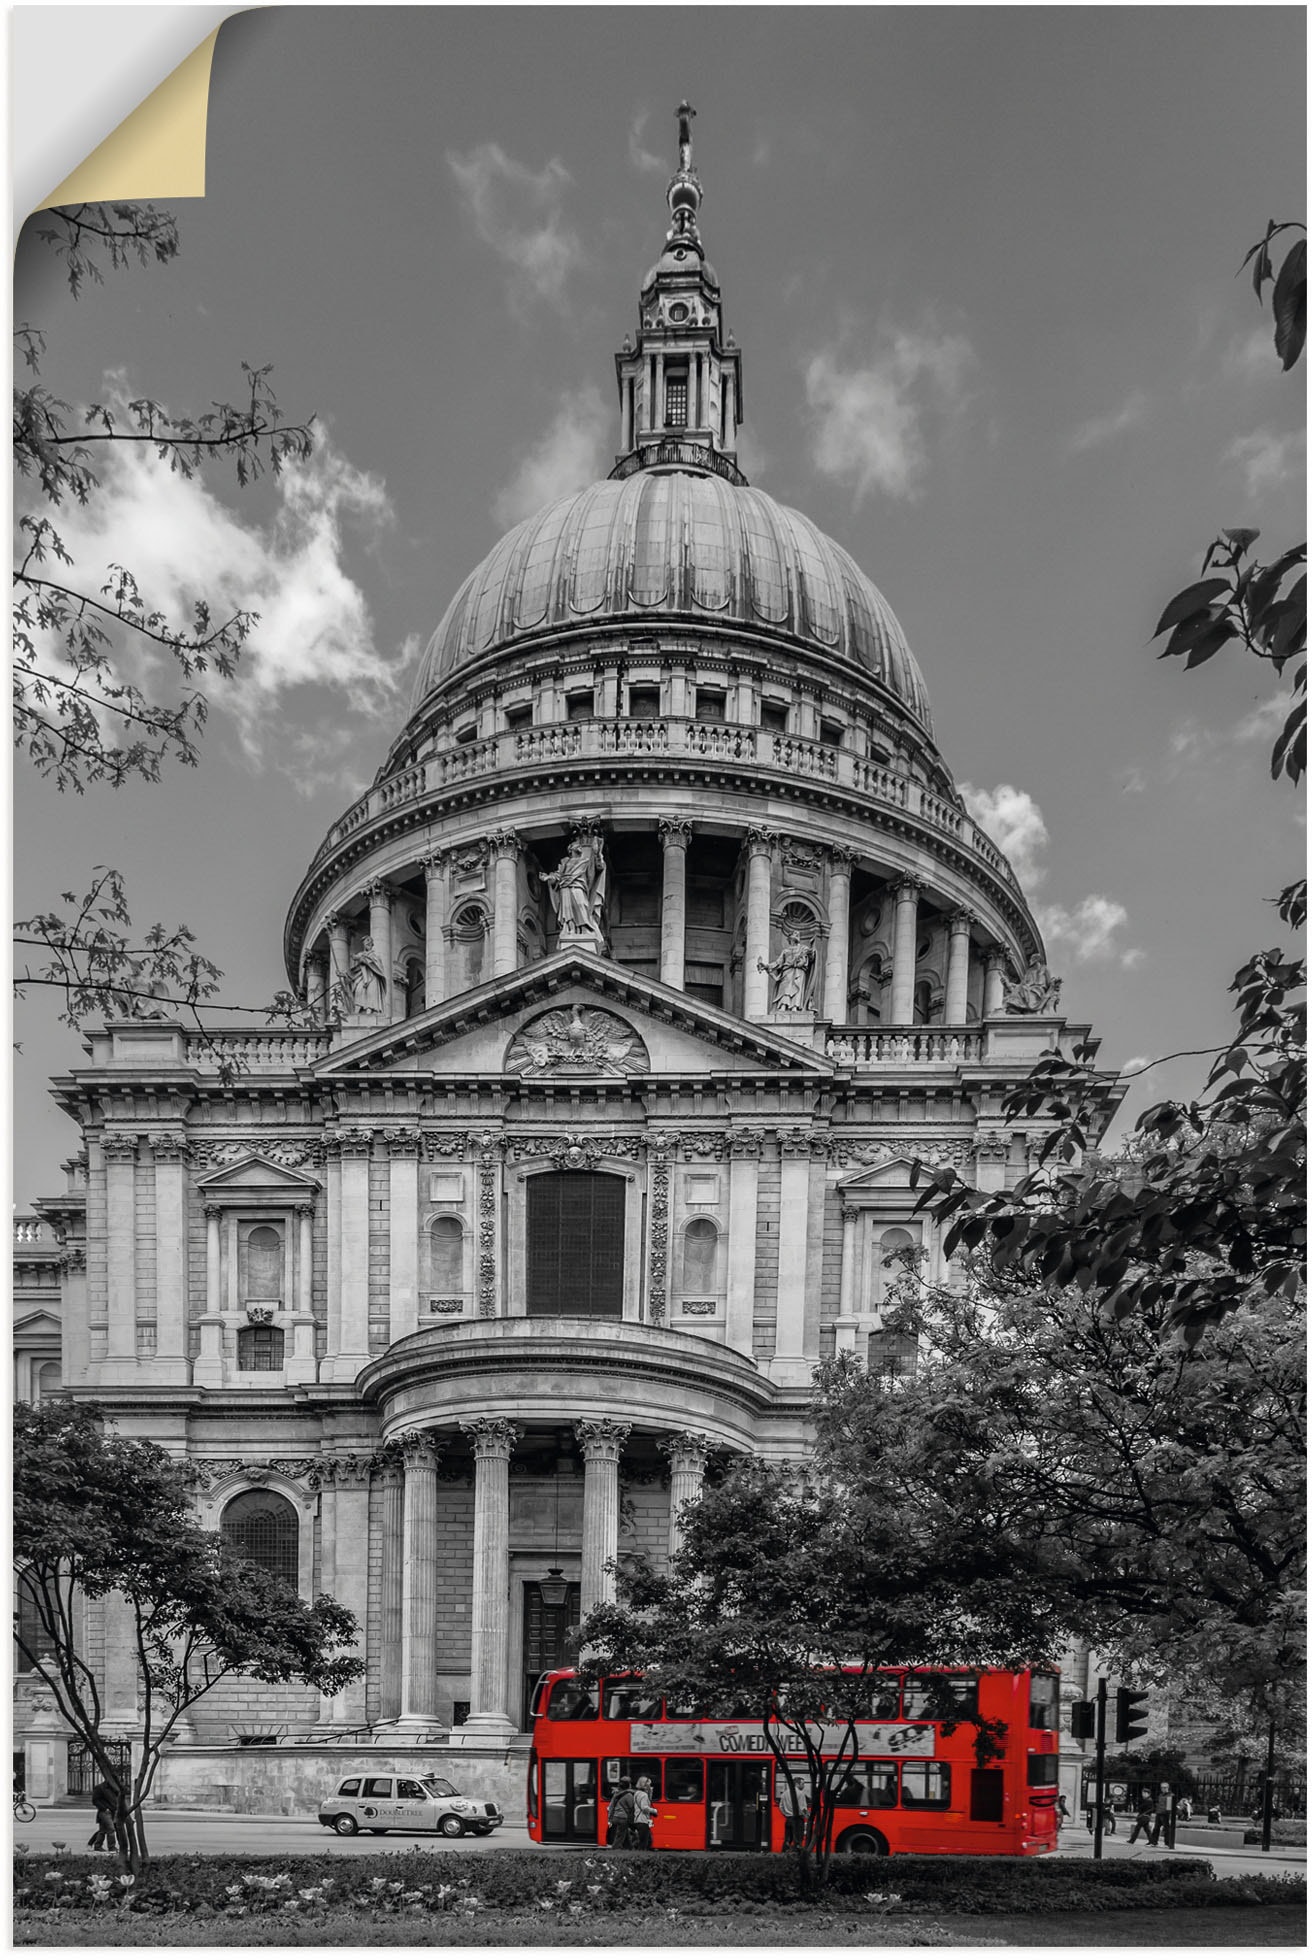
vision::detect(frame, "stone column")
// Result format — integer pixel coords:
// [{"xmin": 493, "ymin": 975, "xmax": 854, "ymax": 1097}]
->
[
  {"xmin": 724, "ymin": 1134, "xmax": 761, "ymax": 1358},
  {"xmin": 576, "ymin": 1420, "xmax": 630, "ymax": 1620},
  {"xmin": 333, "ymin": 1133, "xmax": 373, "ymax": 1382},
  {"xmin": 742, "ymin": 829, "xmax": 775, "ymax": 1020},
  {"xmin": 386, "ymin": 1131, "xmax": 421, "ymax": 1343},
  {"xmin": 890, "ymin": 878, "xmax": 921, "ymax": 1024},
  {"xmin": 287, "ymin": 1202, "xmax": 317, "ymax": 1384},
  {"xmin": 305, "ymin": 948, "xmax": 329, "ymax": 1020},
  {"xmin": 368, "ymin": 882, "xmax": 397, "ymax": 1022},
  {"xmin": 772, "ymin": 1134, "xmax": 812, "ymax": 1381},
  {"xmin": 397, "ymin": 1432, "xmax": 441, "ymax": 1728},
  {"xmin": 328, "ymin": 1459, "xmax": 374, "ymax": 1725},
  {"xmin": 823, "ymin": 847, "xmax": 855, "ymax": 1024},
  {"xmin": 945, "ymin": 912, "xmax": 973, "ymax": 1026},
  {"xmin": 422, "ymin": 853, "xmax": 448, "ymax": 1009},
  {"xmin": 150, "ymin": 1134, "xmax": 188, "ymax": 1381},
  {"xmin": 983, "ymin": 947, "xmax": 1009, "ymax": 1018},
  {"xmin": 658, "ymin": 818, "xmax": 692, "ymax": 989},
  {"xmin": 102, "ymin": 1136, "xmax": 138, "ymax": 1379},
  {"xmin": 838, "ymin": 1204, "xmax": 862, "ymax": 1321},
  {"xmin": 490, "ymin": 831, "xmax": 521, "ymax": 977},
  {"xmin": 461, "ymin": 1418, "xmax": 518, "ymax": 1740},
  {"xmin": 660, "ymin": 1432, "xmax": 710, "ymax": 1560},
  {"xmin": 377, "ymin": 1457, "xmax": 405, "ymax": 1723},
  {"xmin": 326, "ymin": 913, "xmax": 350, "ymax": 1020}
]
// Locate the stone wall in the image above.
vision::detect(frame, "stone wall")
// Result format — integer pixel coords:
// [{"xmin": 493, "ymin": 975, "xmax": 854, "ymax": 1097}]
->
[{"xmin": 152, "ymin": 1743, "xmax": 530, "ymax": 1819}]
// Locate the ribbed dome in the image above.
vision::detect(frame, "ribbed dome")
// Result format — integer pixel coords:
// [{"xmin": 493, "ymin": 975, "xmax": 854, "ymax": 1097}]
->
[{"xmin": 411, "ymin": 471, "xmax": 933, "ymax": 730}]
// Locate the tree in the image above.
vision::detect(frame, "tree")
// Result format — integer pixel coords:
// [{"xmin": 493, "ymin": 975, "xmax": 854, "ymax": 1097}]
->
[
  {"xmin": 13, "ymin": 1400, "xmax": 362, "ymax": 1870},
  {"xmin": 914, "ymin": 224, "xmax": 1305, "ymax": 1345},
  {"xmin": 13, "ymin": 202, "xmax": 313, "ymax": 1032},
  {"xmin": 810, "ymin": 1268, "xmax": 1305, "ymax": 1809},
  {"xmin": 581, "ymin": 1454, "xmax": 1048, "ymax": 1891}
]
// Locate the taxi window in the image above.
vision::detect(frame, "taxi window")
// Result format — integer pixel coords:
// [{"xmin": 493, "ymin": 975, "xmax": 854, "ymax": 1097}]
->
[
  {"xmin": 424, "ymin": 1778, "xmax": 457, "ymax": 1797},
  {"xmin": 397, "ymin": 1779, "xmax": 428, "ymax": 1800},
  {"xmin": 362, "ymin": 1777, "xmax": 393, "ymax": 1798},
  {"xmin": 337, "ymin": 1778, "xmax": 361, "ymax": 1796}
]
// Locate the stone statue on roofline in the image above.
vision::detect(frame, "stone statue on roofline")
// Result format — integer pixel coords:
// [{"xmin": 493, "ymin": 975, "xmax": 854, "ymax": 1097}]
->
[
  {"xmin": 546, "ymin": 829, "xmax": 608, "ymax": 950},
  {"xmin": 349, "ymin": 936, "xmax": 388, "ymax": 1015},
  {"xmin": 760, "ymin": 928, "xmax": 815, "ymax": 1013},
  {"xmin": 1003, "ymin": 953, "xmax": 1062, "ymax": 1015}
]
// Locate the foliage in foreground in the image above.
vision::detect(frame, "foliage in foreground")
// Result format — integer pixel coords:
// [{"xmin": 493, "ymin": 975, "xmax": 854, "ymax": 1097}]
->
[
  {"xmin": 12, "ymin": 1849, "xmax": 1304, "ymax": 1923},
  {"xmin": 13, "ymin": 1401, "xmax": 362, "ymax": 1871}
]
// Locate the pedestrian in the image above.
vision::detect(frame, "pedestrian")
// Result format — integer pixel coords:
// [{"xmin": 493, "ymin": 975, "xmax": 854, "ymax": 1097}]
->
[
  {"xmin": 1057, "ymin": 1794, "xmax": 1070, "ymax": 1830},
  {"xmin": 1128, "ymin": 1797, "xmax": 1155, "ymax": 1844},
  {"xmin": 606, "ymin": 1777, "xmax": 636, "ymax": 1849},
  {"xmin": 632, "ymin": 1775, "xmax": 656, "ymax": 1850},
  {"xmin": 1148, "ymin": 1785, "xmax": 1172, "ymax": 1846},
  {"xmin": 1206, "ymin": 1804, "xmax": 1221, "ymax": 1825},
  {"xmin": 88, "ymin": 1780, "xmax": 117, "ymax": 1851},
  {"xmin": 1176, "ymin": 1796, "xmax": 1191, "ymax": 1823}
]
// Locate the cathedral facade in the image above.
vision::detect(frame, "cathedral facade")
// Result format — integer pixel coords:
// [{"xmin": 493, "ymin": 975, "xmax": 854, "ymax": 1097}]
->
[{"xmin": 26, "ymin": 110, "xmax": 1120, "ymax": 1808}]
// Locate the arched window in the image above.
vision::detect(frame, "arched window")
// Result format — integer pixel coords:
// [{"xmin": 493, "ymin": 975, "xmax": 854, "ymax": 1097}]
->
[
  {"xmin": 430, "ymin": 1217, "xmax": 464, "ymax": 1295},
  {"xmin": 221, "ymin": 1490, "xmax": 299, "ymax": 1589},
  {"xmin": 683, "ymin": 1218, "xmax": 718, "ymax": 1294},
  {"xmin": 404, "ymin": 959, "xmax": 425, "ymax": 1018},
  {"xmin": 242, "ymin": 1224, "xmax": 282, "ymax": 1304},
  {"xmin": 874, "ymin": 1227, "xmax": 918, "ymax": 1306},
  {"xmin": 236, "ymin": 1325, "xmax": 285, "ymax": 1371},
  {"xmin": 33, "ymin": 1360, "xmax": 61, "ymax": 1404},
  {"xmin": 868, "ymin": 1326, "xmax": 918, "ymax": 1383},
  {"xmin": 452, "ymin": 903, "xmax": 487, "ymax": 991}
]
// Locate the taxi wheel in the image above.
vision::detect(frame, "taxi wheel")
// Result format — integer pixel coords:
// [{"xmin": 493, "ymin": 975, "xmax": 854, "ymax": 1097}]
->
[
  {"xmin": 439, "ymin": 1814, "xmax": 467, "ymax": 1838},
  {"xmin": 332, "ymin": 1814, "xmax": 361, "ymax": 1837}
]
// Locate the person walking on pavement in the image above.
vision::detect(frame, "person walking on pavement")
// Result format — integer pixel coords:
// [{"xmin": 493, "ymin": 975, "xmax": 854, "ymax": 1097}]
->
[
  {"xmin": 1149, "ymin": 1785, "xmax": 1172, "ymax": 1846},
  {"xmin": 88, "ymin": 1780, "xmax": 117, "ymax": 1851},
  {"xmin": 1128, "ymin": 1797, "xmax": 1155, "ymax": 1844},
  {"xmin": 632, "ymin": 1776, "xmax": 656, "ymax": 1850},
  {"xmin": 606, "ymin": 1777, "xmax": 636, "ymax": 1849}
]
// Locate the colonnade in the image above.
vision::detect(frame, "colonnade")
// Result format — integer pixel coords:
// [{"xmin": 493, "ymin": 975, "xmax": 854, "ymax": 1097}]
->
[
  {"xmin": 378, "ymin": 1423, "xmax": 711, "ymax": 1737},
  {"xmin": 302, "ymin": 825, "xmax": 1003, "ymax": 1031}
]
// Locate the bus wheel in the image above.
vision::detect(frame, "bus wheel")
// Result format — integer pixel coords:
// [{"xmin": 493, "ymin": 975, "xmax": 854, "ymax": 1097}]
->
[{"xmin": 836, "ymin": 1827, "xmax": 888, "ymax": 1857}]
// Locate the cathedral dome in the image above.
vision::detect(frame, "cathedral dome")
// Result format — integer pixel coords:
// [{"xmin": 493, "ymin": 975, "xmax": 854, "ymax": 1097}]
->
[{"xmin": 411, "ymin": 469, "xmax": 934, "ymax": 731}]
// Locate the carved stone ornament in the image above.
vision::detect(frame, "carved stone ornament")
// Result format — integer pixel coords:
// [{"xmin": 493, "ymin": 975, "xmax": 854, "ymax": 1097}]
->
[
  {"xmin": 269, "ymin": 1457, "xmax": 318, "ymax": 1481},
  {"xmin": 146, "ymin": 1132, "xmax": 190, "ymax": 1162},
  {"xmin": 245, "ymin": 1303, "xmax": 277, "ymax": 1325},
  {"xmin": 1002, "ymin": 955, "xmax": 1063, "ymax": 1015},
  {"xmin": 505, "ymin": 1005, "xmax": 649, "ymax": 1078},
  {"xmin": 727, "ymin": 1131, "xmax": 764, "ymax": 1160},
  {"xmin": 331, "ymin": 1128, "xmax": 375, "ymax": 1159},
  {"xmin": 512, "ymin": 1131, "xmax": 643, "ymax": 1171},
  {"xmin": 193, "ymin": 1138, "xmax": 322, "ymax": 1170},
  {"xmin": 647, "ymin": 1156, "xmax": 670, "ymax": 1324},
  {"xmin": 680, "ymin": 1299, "xmax": 717, "ymax": 1316},
  {"xmin": 677, "ymin": 1133, "xmax": 726, "ymax": 1161},
  {"xmin": 660, "ymin": 1431, "xmax": 713, "ymax": 1470},
  {"xmin": 101, "ymin": 1135, "xmax": 141, "ymax": 1162},
  {"xmin": 428, "ymin": 1296, "xmax": 464, "ymax": 1315},
  {"xmin": 192, "ymin": 1458, "xmax": 245, "ymax": 1489},
  {"xmin": 775, "ymin": 1126, "xmax": 814, "ymax": 1158},
  {"xmin": 423, "ymin": 1132, "xmax": 468, "ymax": 1160},
  {"xmin": 461, "ymin": 1417, "xmax": 519, "ymax": 1459},
  {"xmin": 826, "ymin": 1136, "xmax": 973, "ymax": 1171},
  {"xmin": 478, "ymin": 1161, "xmax": 498, "ymax": 1316},
  {"xmin": 381, "ymin": 1128, "xmax": 423, "ymax": 1158},
  {"xmin": 575, "ymin": 1419, "xmax": 631, "ymax": 1461},
  {"xmin": 308, "ymin": 1453, "xmax": 376, "ymax": 1489}
]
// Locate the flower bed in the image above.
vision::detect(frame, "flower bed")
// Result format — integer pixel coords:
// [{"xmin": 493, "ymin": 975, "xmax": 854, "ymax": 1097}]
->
[{"xmin": 12, "ymin": 1850, "xmax": 1305, "ymax": 1929}]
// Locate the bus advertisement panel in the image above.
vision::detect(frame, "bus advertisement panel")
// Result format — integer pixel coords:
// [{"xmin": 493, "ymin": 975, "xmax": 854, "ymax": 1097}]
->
[{"xmin": 527, "ymin": 1665, "xmax": 1061, "ymax": 1858}]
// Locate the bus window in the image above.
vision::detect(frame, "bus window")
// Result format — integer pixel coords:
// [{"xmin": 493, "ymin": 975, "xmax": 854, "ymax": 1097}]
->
[
  {"xmin": 901, "ymin": 1763, "xmax": 951, "ymax": 1809},
  {"xmin": 903, "ymin": 1672, "xmax": 978, "ymax": 1720},
  {"xmin": 1028, "ymin": 1674, "xmax": 1060, "ymax": 1731},
  {"xmin": 870, "ymin": 1675, "xmax": 902, "ymax": 1719},
  {"xmin": 548, "ymin": 1678, "xmax": 599, "ymax": 1721},
  {"xmin": 859, "ymin": 1761, "xmax": 899, "ymax": 1808},
  {"xmin": 1026, "ymin": 1753, "xmax": 1059, "ymax": 1787},
  {"xmin": 605, "ymin": 1684, "xmax": 663, "ymax": 1721},
  {"xmin": 665, "ymin": 1758, "xmax": 705, "ymax": 1803},
  {"xmin": 601, "ymin": 1758, "xmax": 663, "ymax": 1799}
]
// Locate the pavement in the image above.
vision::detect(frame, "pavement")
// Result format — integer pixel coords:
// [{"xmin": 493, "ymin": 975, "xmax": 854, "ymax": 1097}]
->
[{"xmin": 12, "ymin": 1807, "xmax": 1307, "ymax": 1881}]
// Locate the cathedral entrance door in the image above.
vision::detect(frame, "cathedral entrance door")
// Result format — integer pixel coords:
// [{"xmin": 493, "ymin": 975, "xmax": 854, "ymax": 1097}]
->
[
  {"xmin": 526, "ymin": 1172, "xmax": 625, "ymax": 1316},
  {"xmin": 523, "ymin": 1580, "xmax": 582, "ymax": 1729}
]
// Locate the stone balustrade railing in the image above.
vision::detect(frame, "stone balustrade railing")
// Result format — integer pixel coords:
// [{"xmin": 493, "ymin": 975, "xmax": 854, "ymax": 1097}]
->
[
  {"xmin": 309, "ymin": 717, "xmax": 1020, "ymax": 891},
  {"xmin": 825, "ymin": 1026, "xmax": 985, "ymax": 1066},
  {"xmin": 181, "ymin": 1031, "xmax": 335, "ymax": 1069},
  {"xmin": 14, "ymin": 1217, "xmax": 50, "ymax": 1244}
]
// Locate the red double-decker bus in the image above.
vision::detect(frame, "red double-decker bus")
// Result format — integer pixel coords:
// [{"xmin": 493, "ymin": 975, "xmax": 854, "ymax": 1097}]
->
[{"xmin": 527, "ymin": 1665, "xmax": 1061, "ymax": 1857}]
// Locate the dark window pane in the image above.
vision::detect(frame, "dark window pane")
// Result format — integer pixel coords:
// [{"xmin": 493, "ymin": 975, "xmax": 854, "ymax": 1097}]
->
[
  {"xmin": 628, "ymin": 687, "xmax": 661, "ymax": 720},
  {"xmin": 547, "ymin": 1678, "xmax": 599, "ymax": 1721},
  {"xmin": 665, "ymin": 374, "xmax": 688, "ymax": 427},
  {"xmin": 1027, "ymin": 1754, "xmax": 1059, "ymax": 1787},
  {"xmin": 1029, "ymin": 1673, "xmax": 1060, "ymax": 1731},
  {"xmin": 362, "ymin": 1778, "xmax": 393, "ymax": 1798},
  {"xmin": 665, "ymin": 1758, "xmax": 704, "ymax": 1803},
  {"xmin": 221, "ymin": 1490, "xmax": 299, "ymax": 1588},
  {"xmin": 237, "ymin": 1326, "xmax": 285, "ymax": 1371},
  {"xmin": 901, "ymin": 1762, "xmax": 951, "ymax": 1809},
  {"xmin": 903, "ymin": 1672, "xmax": 977, "ymax": 1720},
  {"xmin": 337, "ymin": 1779, "xmax": 361, "ymax": 1795},
  {"xmin": 527, "ymin": 1173, "xmax": 625, "ymax": 1318}
]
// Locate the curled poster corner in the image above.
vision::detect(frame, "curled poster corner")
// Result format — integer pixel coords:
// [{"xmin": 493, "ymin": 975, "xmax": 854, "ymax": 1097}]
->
[{"xmin": 31, "ymin": 19, "xmax": 226, "ymax": 215}]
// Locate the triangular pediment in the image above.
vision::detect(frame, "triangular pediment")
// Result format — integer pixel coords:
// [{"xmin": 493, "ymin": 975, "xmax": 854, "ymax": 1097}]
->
[
  {"xmin": 837, "ymin": 1156, "xmax": 923, "ymax": 1191},
  {"xmin": 313, "ymin": 951, "xmax": 834, "ymax": 1080},
  {"xmin": 196, "ymin": 1153, "xmax": 321, "ymax": 1192}
]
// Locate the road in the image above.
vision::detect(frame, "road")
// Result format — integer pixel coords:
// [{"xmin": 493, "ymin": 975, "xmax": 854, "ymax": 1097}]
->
[{"xmin": 13, "ymin": 1807, "xmax": 1306, "ymax": 1880}]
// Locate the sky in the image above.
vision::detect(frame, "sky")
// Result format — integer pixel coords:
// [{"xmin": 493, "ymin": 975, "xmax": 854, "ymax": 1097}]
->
[{"xmin": 11, "ymin": 3, "xmax": 1307, "ymax": 1211}]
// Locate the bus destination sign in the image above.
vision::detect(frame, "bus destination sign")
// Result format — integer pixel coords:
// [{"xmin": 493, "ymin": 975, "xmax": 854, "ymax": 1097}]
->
[{"xmin": 629, "ymin": 1721, "xmax": 935, "ymax": 1758}]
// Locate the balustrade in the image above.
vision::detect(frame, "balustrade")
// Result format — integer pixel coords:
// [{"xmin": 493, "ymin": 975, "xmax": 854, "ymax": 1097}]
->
[
  {"xmin": 825, "ymin": 1026, "xmax": 984, "ymax": 1066},
  {"xmin": 180, "ymin": 1031, "xmax": 335, "ymax": 1068}
]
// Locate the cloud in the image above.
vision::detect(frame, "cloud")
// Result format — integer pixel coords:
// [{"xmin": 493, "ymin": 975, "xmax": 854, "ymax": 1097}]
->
[
  {"xmin": 802, "ymin": 322, "xmax": 975, "ymax": 503},
  {"xmin": 1121, "ymin": 1055, "xmax": 1151, "ymax": 1075},
  {"xmin": 1035, "ymin": 896, "xmax": 1142, "ymax": 968},
  {"xmin": 19, "ymin": 397, "xmax": 404, "ymax": 793},
  {"xmin": 1222, "ymin": 325, "xmax": 1279, "ymax": 382},
  {"xmin": 1232, "ymin": 693, "xmax": 1294, "ymax": 746},
  {"xmin": 960, "ymin": 782, "xmax": 1050, "ymax": 893},
  {"xmin": 446, "ymin": 141, "xmax": 584, "ymax": 307},
  {"xmin": 627, "ymin": 112, "xmax": 665, "ymax": 174},
  {"xmin": 1067, "ymin": 390, "xmax": 1150, "ymax": 454},
  {"xmin": 964, "ymin": 779, "xmax": 1141, "ymax": 967},
  {"xmin": 491, "ymin": 385, "xmax": 610, "ymax": 526},
  {"xmin": 1224, "ymin": 425, "xmax": 1306, "ymax": 498}
]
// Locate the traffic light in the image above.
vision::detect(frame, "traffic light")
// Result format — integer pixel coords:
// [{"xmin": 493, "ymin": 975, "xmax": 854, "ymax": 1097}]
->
[
  {"xmin": 1115, "ymin": 1684, "xmax": 1150, "ymax": 1743},
  {"xmin": 1069, "ymin": 1699, "xmax": 1096, "ymax": 1740}
]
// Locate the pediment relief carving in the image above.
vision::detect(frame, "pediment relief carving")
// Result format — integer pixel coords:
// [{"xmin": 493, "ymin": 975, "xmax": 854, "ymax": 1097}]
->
[{"xmin": 505, "ymin": 1005, "xmax": 648, "ymax": 1078}]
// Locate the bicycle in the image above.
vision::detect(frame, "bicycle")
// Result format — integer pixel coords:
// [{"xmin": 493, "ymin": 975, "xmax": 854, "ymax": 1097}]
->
[{"xmin": 14, "ymin": 1795, "xmax": 37, "ymax": 1823}]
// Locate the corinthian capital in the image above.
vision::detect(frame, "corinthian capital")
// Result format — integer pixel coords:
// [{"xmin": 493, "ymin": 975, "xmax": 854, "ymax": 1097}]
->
[
  {"xmin": 461, "ymin": 1417, "xmax": 519, "ymax": 1460},
  {"xmin": 659, "ymin": 1431, "xmax": 712, "ymax": 1475},
  {"xmin": 574, "ymin": 1419, "xmax": 631, "ymax": 1462}
]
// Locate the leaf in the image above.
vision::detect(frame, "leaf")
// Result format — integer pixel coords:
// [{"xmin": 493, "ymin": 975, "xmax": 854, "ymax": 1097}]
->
[
  {"xmin": 1153, "ymin": 578, "xmax": 1230, "ymax": 638},
  {"xmin": 1271, "ymin": 237, "xmax": 1306, "ymax": 371}
]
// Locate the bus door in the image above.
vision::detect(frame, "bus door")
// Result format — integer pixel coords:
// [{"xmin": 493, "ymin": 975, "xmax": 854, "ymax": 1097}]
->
[
  {"xmin": 707, "ymin": 1760, "xmax": 771, "ymax": 1851},
  {"xmin": 540, "ymin": 1759, "xmax": 599, "ymax": 1842}
]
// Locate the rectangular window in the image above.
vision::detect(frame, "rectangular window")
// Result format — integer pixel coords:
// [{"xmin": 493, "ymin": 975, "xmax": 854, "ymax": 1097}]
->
[
  {"xmin": 397, "ymin": 1779, "xmax": 428, "ymax": 1801},
  {"xmin": 605, "ymin": 1684, "xmax": 664, "ymax": 1722},
  {"xmin": 870, "ymin": 1674, "xmax": 902, "ymax": 1718},
  {"xmin": 1027, "ymin": 1754, "xmax": 1060, "ymax": 1788},
  {"xmin": 505, "ymin": 703, "xmax": 533, "ymax": 731},
  {"xmin": 628, "ymin": 685, "xmax": 661, "ymax": 720},
  {"xmin": 1029, "ymin": 1673, "xmax": 1060, "ymax": 1732},
  {"xmin": 665, "ymin": 371, "xmax": 688, "ymax": 427},
  {"xmin": 900, "ymin": 1762, "xmax": 951, "ymax": 1809},
  {"xmin": 362, "ymin": 1777, "xmax": 393, "ymax": 1799},
  {"xmin": 760, "ymin": 700, "xmax": 788, "ymax": 733},
  {"xmin": 547, "ymin": 1677, "xmax": 599, "ymax": 1722},
  {"xmin": 455, "ymin": 722, "xmax": 478, "ymax": 745},
  {"xmin": 527, "ymin": 1173, "xmax": 625, "ymax": 1318},
  {"xmin": 695, "ymin": 688, "xmax": 726, "ymax": 722},
  {"xmin": 903, "ymin": 1672, "xmax": 978, "ymax": 1721},
  {"xmin": 566, "ymin": 691, "xmax": 595, "ymax": 721},
  {"xmin": 601, "ymin": 1758, "xmax": 663, "ymax": 1799},
  {"xmin": 664, "ymin": 1758, "xmax": 705, "ymax": 1804},
  {"xmin": 819, "ymin": 717, "xmax": 844, "ymax": 748},
  {"xmin": 834, "ymin": 1760, "xmax": 898, "ymax": 1809}
]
